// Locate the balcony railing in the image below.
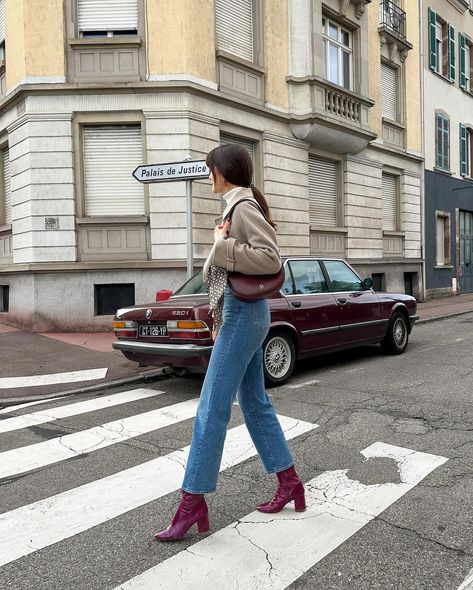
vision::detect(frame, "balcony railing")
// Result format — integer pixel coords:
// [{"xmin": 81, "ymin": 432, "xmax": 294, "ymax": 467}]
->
[
  {"xmin": 325, "ymin": 87, "xmax": 361, "ymax": 123},
  {"xmin": 379, "ymin": 0, "xmax": 406, "ymax": 40}
]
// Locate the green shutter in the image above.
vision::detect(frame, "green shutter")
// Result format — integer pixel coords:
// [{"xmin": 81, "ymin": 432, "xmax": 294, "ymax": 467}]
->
[
  {"xmin": 428, "ymin": 8, "xmax": 437, "ymax": 70},
  {"xmin": 459, "ymin": 33, "xmax": 467, "ymax": 90},
  {"xmin": 460, "ymin": 123, "xmax": 468, "ymax": 177},
  {"xmin": 448, "ymin": 25, "xmax": 455, "ymax": 81}
]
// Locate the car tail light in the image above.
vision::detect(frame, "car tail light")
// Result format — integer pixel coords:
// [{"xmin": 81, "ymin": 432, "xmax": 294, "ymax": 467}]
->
[
  {"xmin": 113, "ymin": 320, "xmax": 137, "ymax": 338},
  {"xmin": 167, "ymin": 320, "xmax": 211, "ymax": 340}
]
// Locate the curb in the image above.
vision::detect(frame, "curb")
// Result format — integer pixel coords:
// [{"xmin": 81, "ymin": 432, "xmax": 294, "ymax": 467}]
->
[
  {"xmin": 0, "ymin": 367, "xmax": 172, "ymax": 407},
  {"xmin": 416, "ymin": 308, "xmax": 473, "ymax": 324}
]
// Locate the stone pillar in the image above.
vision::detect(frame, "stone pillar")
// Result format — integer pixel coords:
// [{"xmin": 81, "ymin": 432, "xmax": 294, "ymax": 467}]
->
[{"xmin": 8, "ymin": 112, "xmax": 76, "ymax": 264}]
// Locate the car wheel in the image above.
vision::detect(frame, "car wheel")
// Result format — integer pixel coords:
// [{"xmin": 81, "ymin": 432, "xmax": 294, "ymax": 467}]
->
[
  {"xmin": 381, "ymin": 311, "xmax": 409, "ymax": 355},
  {"xmin": 263, "ymin": 331, "xmax": 296, "ymax": 386}
]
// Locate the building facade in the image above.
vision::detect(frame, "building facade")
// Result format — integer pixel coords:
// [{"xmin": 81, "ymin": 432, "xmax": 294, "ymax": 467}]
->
[
  {"xmin": 0, "ymin": 0, "xmax": 423, "ymax": 331},
  {"xmin": 423, "ymin": 0, "xmax": 473, "ymax": 298}
]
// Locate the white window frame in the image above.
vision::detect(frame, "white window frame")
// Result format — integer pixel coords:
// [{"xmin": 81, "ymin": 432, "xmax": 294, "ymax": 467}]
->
[
  {"xmin": 435, "ymin": 21, "xmax": 443, "ymax": 75},
  {"xmin": 466, "ymin": 40, "xmax": 472, "ymax": 92},
  {"xmin": 322, "ymin": 17, "xmax": 353, "ymax": 90}
]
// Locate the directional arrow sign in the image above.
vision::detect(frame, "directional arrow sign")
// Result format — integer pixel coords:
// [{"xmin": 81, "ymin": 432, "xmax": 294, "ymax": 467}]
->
[{"xmin": 132, "ymin": 160, "xmax": 209, "ymax": 183}]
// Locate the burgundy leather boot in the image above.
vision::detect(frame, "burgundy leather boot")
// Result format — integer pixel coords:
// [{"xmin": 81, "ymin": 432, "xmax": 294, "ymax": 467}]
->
[
  {"xmin": 257, "ymin": 465, "xmax": 306, "ymax": 513},
  {"xmin": 154, "ymin": 491, "xmax": 209, "ymax": 541}
]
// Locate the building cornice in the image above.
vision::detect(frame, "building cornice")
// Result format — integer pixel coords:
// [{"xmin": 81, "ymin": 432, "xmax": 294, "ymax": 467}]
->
[
  {"xmin": 446, "ymin": 0, "xmax": 469, "ymax": 14},
  {"xmin": 0, "ymin": 80, "xmax": 294, "ymax": 125},
  {"xmin": 0, "ymin": 259, "xmax": 204, "ymax": 275}
]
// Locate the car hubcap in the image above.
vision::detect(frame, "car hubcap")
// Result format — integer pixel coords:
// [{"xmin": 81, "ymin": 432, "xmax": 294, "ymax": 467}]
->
[
  {"xmin": 393, "ymin": 318, "xmax": 407, "ymax": 348},
  {"xmin": 265, "ymin": 337, "xmax": 291, "ymax": 379}
]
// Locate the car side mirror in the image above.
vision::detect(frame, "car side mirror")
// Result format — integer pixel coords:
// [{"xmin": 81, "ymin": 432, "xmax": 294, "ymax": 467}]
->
[{"xmin": 362, "ymin": 278, "xmax": 374, "ymax": 290}]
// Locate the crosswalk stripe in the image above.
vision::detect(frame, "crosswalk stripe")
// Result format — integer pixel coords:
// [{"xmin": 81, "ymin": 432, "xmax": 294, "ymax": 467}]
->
[
  {"xmin": 0, "ymin": 396, "xmax": 66, "ymax": 415},
  {"xmin": 0, "ymin": 368, "xmax": 108, "ymax": 389},
  {"xmin": 0, "ymin": 415, "xmax": 317, "ymax": 567},
  {"xmin": 0, "ymin": 388, "xmax": 163, "ymax": 435},
  {"xmin": 0, "ymin": 398, "xmax": 200, "ymax": 480},
  {"xmin": 115, "ymin": 442, "xmax": 448, "ymax": 590}
]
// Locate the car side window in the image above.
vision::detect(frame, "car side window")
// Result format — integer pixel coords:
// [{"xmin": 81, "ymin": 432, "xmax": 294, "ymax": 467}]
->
[
  {"xmin": 281, "ymin": 264, "xmax": 294, "ymax": 295},
  {"xmin": 323, "ymin": 260, "xmax": 363, "ymax": 292},
  {"xmin": 287, "ymin": 260, "xmax": 328, "ymax": 294}
]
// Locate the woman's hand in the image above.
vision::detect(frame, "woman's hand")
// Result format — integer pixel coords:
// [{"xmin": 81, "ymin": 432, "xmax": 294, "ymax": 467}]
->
[{"xmin": 214, "ymin": 218, "xmax": 231, "ymax": 241}]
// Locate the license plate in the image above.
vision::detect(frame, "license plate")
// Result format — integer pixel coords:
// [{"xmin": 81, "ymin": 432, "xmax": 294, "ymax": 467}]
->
[{"xmin": 139, "ymin": 325, "xmax": 168, "ymax": 337}]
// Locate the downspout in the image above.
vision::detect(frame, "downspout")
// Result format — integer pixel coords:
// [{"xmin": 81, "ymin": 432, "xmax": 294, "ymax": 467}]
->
[{"xmin": 418, "ymin": 0, "xmax": 426, "ymax": 300}]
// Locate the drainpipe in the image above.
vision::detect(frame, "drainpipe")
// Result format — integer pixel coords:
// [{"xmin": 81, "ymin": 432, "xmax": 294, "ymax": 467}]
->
[{"xmin": 418, "ymin": 0, "xmax": 427, "ymax": 301}]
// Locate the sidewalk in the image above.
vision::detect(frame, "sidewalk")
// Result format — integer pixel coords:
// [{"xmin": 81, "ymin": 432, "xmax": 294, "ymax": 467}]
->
[{"xmin": 1, "ymin": 292, "xmax": 472, "ymax": 405}]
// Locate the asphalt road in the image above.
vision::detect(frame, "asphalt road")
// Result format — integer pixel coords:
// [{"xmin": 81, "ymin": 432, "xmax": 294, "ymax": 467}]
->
[{"xmin": 0, "ymin": 313, "xmax": 473, "ymax": 590}]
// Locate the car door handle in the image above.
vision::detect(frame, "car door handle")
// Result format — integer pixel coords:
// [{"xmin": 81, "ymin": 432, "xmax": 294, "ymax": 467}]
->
[
  {"xmin": 291, "ymin": 301, "xmax": 302, "ymax": 308},
  {"xmin": 337, "ymin": 298, "xmax": 347, "ymax": 304}
]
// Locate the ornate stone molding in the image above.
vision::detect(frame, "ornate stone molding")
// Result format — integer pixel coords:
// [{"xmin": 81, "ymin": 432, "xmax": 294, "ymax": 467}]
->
[{"xmin": 339, "ymin": 0, "xmax": 371, "ymax": 19}]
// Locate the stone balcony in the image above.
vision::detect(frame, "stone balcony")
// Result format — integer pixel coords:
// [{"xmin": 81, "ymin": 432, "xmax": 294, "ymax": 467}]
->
[{"xmin": 288, "ymin": 76, "xmax": 376, "ymax": 154}]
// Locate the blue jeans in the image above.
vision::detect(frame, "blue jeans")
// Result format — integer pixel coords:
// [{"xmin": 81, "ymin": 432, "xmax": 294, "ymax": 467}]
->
[{"xmin": 182, "ymin": 287, "xmax": 294, "ymax": 494}]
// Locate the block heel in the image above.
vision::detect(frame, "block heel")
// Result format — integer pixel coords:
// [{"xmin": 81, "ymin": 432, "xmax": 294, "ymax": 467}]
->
[
  {"xmin": 293, "ymin": 494, "xmax": 306, "ymax": 512},
  {"xmin": 197, "ymin": 516, "xmax": 210, "ymax": 533}
]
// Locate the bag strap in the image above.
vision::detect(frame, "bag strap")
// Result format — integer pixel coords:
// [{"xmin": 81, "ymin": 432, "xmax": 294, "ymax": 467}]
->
[{"xmin": 224, "ymin": 198, "xmax": 265, "ymax": 222}]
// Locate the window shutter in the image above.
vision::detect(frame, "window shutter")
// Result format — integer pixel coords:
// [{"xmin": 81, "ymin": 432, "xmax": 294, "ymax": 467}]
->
[
  {"xmin": 460, "ymin": 123, "xmax": 468, "ymax": 177},
  {"xmin": 381, "ymin": 63, "xmax": 398, "ymax": 121},
  {"xmin": 83, "ymin": 126, "xmax": 144, "ymax": 216},
  {"xmin": 78, "ymin": 0, "xmax": 138, "ymax": 32},
  {"xmin": 215, "ymin": 0, "xmax": 254, "ymax": 62},
  {"xmin": 3, "ymin": 148, "xmax": 11, "ymax": 224},
  {"xmin": 220, "ymin": 134, "xmax": 255, "ymax": 163},
  {"xmin": 308, "ymin": 156, "xmax": 337, "ymax": 227},
  {"xmin": 428, "ymin": 8, "xmax": 437, "ymax": 70},
  {"xmin": 448, "ymin": 24, "xmax": 455, "ymax": 81},
  {"xmin": 0, "ymin": 0, "xmax": 5, "ymax": 45},
  {"xmin": 382, "ymin": 173, "xmax": 397, "ymax": 232},
  {"xmin": 459, "ymin": 33, "xmax": 467, "ymax": 90}
]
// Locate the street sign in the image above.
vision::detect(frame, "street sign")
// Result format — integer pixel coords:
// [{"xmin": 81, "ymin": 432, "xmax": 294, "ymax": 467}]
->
[{"xmin": 132, "ymin": 160, "xmax": 209, "ymax": 183}]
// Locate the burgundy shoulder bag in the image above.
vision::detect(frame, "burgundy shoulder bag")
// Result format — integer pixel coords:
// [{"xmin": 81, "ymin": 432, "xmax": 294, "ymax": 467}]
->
[{"xmin": 224, "ymin": 199, "xmax": 285, "ymax": 302}]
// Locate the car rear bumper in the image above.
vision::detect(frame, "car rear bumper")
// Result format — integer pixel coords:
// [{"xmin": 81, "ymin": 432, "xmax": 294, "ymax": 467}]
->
[{"xmin": 113, "ymin": 340, "xmax": 213, "ymax": 357}]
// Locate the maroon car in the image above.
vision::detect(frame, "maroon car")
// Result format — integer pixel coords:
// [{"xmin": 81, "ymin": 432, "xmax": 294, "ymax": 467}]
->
[{"xmin": 112, "ymin": 257, "xmax": 418, "ymax": 386}]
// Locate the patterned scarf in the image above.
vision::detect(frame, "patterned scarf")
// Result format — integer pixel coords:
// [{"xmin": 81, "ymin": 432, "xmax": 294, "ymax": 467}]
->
[{"xmin": 206, "ymin": 265, "xmax": 228, "ymax": 333}]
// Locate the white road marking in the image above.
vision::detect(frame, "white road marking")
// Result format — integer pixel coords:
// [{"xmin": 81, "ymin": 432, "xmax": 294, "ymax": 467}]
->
[
  {"xmin": 0, "ymin": 397, "xmax": 66, "ymax": 414},
  {"xmin": 0, "ymin": 368, "xmax": 108, "ymax": 389},
  {"xmin": 457, "ymin": 569, "xmax": 473, "ymax": 590},
  {"xmin": 0, "ymin": 398, "xmax": 200, "ymax": 479},
  {"xmin": 115, "ymin": 442, "xmax": 447, "ymax": 590},
  {"xmin": 0, "ymin": 415, "xmax": 317, "ymax": 567},
  {"xmin": 0, "ymin": 388, "xmax": 163, "ymax": 435},
  {"xmin": 287, "ymin": 379, "xmax": 320, "ymax": 389}
]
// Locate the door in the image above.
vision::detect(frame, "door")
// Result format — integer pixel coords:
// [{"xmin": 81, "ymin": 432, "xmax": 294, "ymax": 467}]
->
[
  {"xmin": 460, "ymin": 211, "xmax": 473, "ymax": 293},
  {"xmin": 283, "ymin": 259, "xmax": 340, "ymax": 352},
  {"xmin": 321, "ymin": 259, "xmax": 383, "ymax": 344}
]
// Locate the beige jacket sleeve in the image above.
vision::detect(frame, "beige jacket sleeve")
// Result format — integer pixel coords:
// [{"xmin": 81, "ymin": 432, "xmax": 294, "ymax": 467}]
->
[{"xmin": 211, "ymin": 201, "xmax": 282, "ymax": 275}]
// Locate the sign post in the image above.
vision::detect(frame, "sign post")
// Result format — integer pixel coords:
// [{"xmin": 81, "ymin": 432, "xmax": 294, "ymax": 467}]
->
[{"xmin": 132, "ymin": 159, "xmax": 209, "ymax": 279}]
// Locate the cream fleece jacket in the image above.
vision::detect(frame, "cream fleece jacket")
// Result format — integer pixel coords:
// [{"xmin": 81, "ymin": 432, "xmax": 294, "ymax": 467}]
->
[{"xmin": 203, "ymin": 187, "xmax": 282, "ymax": 279}]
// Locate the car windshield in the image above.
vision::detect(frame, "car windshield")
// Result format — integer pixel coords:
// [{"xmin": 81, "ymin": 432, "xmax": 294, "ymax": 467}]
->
[{"xmin": 173, "ymin": 270, "xmax": 208, "ymax": 296}]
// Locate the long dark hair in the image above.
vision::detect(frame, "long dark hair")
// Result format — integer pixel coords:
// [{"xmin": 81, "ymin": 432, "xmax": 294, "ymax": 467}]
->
[{"xmin": 206, "ymin": 143, "xmax": 276, "ymax": 228}]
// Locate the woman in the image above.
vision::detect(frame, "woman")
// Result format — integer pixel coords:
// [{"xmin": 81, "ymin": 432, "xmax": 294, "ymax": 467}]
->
[{"xmin": 155, "ymin": 143, "xmax": 305, "ymax": 541}]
